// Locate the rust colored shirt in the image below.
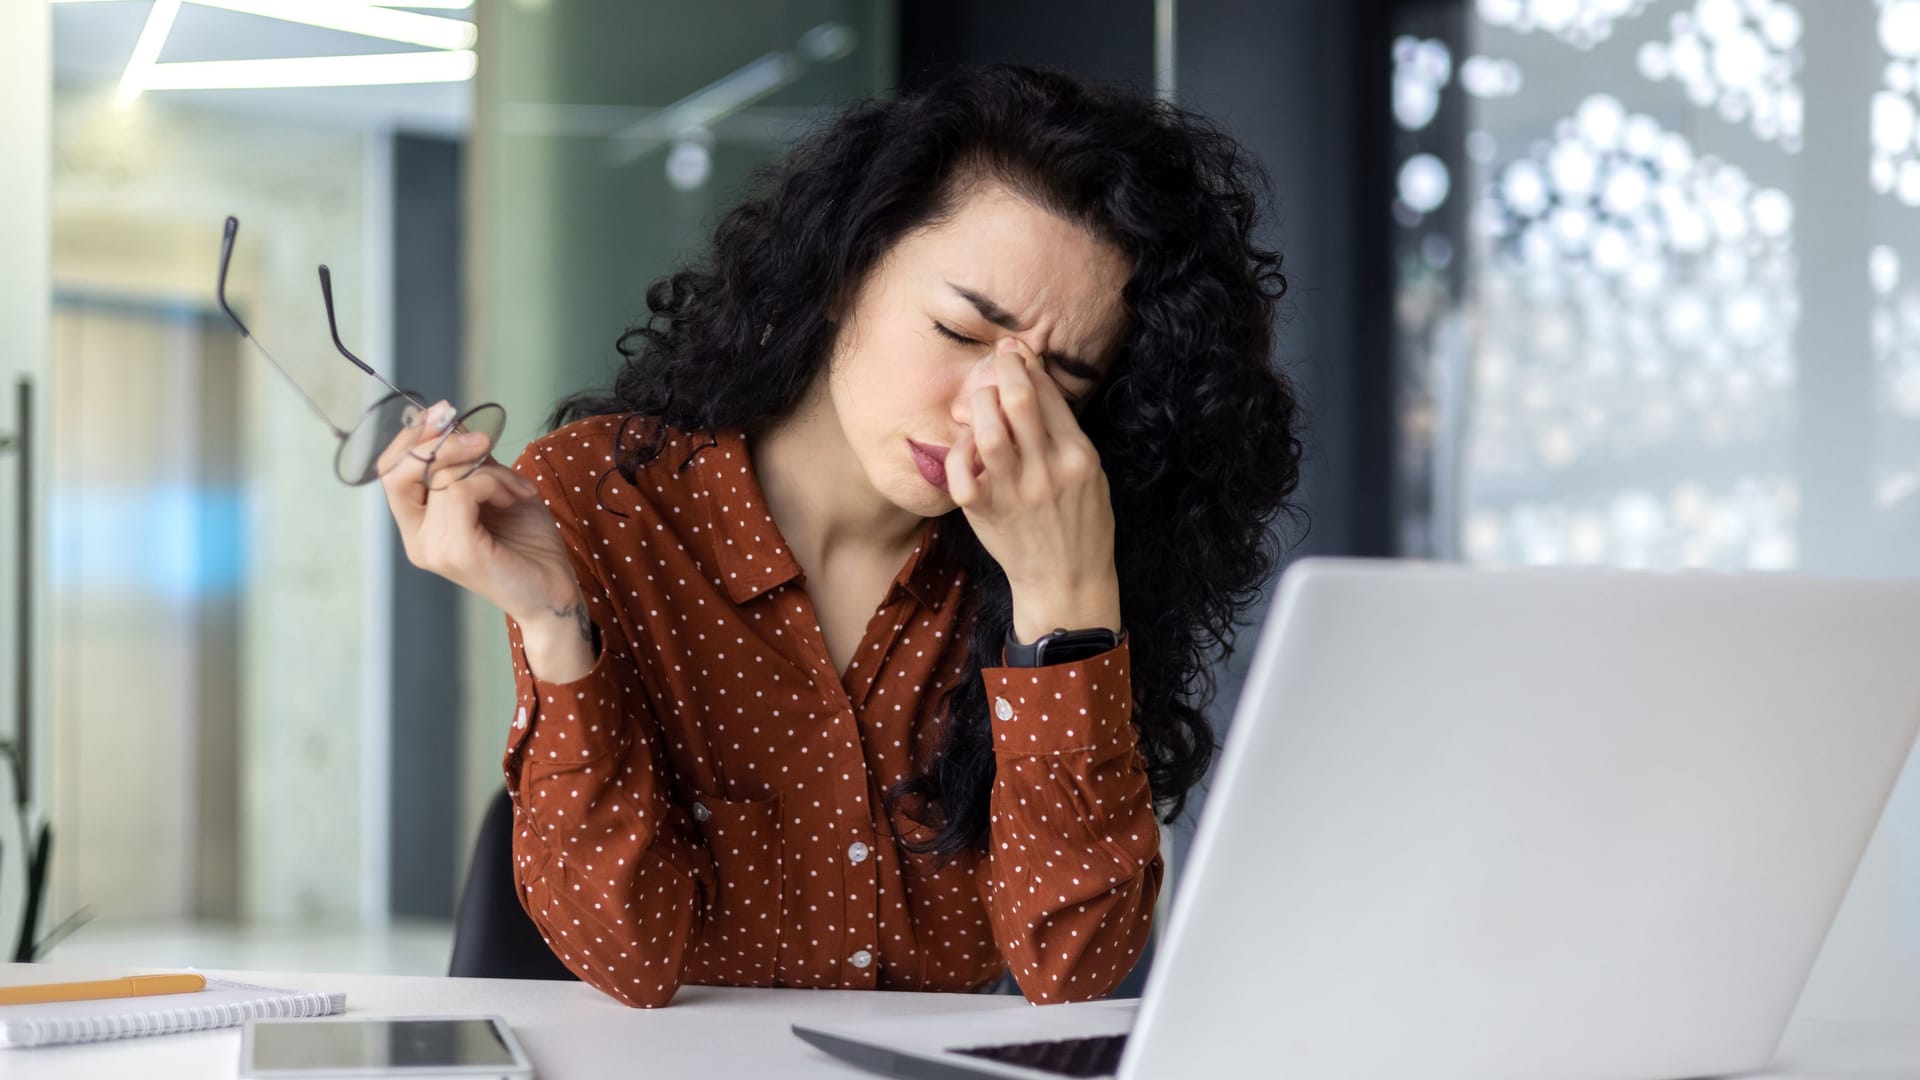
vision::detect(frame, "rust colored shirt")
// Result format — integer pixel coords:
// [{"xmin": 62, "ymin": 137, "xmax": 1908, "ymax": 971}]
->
[{"xmin": 501, "ymin": 417, "xmax": 1162, "ymax": 1008}]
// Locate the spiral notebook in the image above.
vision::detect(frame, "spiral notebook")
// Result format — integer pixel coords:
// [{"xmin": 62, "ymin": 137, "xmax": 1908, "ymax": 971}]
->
[{"xmin": 0, "ymin": 974, "xmax": 345, "ymax": 1049}]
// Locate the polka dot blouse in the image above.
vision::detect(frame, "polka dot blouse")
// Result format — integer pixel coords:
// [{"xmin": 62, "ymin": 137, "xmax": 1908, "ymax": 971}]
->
[{"xmin": 501, "ymin": 417, "xmax": 1164, "ymax": 1008}]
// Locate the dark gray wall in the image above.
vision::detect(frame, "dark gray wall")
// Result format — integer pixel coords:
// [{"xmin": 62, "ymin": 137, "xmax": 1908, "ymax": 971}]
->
[
  {"xmin": 1165, "ymin": 0, "xmax": 1397, "ymax": 999},
  {"xmin": 1177, "ymin": 0, "xmax": 1398, "ymax": 731},
  {"xmin": 389, "ymin": 133, "xmax": 466, "ymax": 920},
  {"xmin": 899, "ymin": 1, "xmax": 1156, "ymax": 93}
]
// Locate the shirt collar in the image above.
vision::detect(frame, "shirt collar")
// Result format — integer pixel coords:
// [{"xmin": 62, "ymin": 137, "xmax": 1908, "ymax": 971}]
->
[
  {"xmin": 688, "ymin": 428, "xmax": 804, "ymax": 604},
  {"xmin": 890, "ymin": 516, "xmax": 954, "ymax": 612},
  {"xmin": 693, "ymin": 428, "xmax": 954, "ymax": 611}
]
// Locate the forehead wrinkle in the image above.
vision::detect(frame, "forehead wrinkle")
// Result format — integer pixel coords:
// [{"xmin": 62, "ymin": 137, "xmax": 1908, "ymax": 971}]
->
[
  {"xmin": 944, "ymin": 280, "xmax": 1112, "ymax": 379},
  {"xmin": 917, "ymin": 189, "xmax": 1130, "ymax": 373}
]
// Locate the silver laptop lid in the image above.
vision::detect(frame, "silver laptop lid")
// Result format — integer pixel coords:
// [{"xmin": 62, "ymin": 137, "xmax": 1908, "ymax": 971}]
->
[{"xmin": 1125, "ymin": 558, "xmax": 1920, "ymax": 1080}]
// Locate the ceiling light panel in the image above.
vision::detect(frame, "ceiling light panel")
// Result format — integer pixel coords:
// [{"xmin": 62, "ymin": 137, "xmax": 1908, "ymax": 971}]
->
[
  {"xmin": 118, "ymin": 0, "xmax": 182, "ymax": 101},
  {"xmin": 185, "ymin": 0, "xmax": 475, "ymax": 50},
  {"xmin": 139, "ymin": 49, "xmax": 477, "ymax": 90}
]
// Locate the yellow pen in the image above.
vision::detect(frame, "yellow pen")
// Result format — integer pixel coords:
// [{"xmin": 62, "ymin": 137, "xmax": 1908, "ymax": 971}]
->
[{"xmin": 0, "ymin": 973, "xmax": 207, "ymax": 1007}]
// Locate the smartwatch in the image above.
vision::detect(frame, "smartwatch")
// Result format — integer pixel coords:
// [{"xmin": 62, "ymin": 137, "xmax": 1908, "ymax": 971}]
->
[{"xmin": 1002, "ymin": 626, "xmax": 1124, "ymax": 667}]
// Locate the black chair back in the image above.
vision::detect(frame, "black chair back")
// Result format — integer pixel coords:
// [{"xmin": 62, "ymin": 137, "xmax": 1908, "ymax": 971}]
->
[{"xmin": 449, "ymin": 788, "xmax": 579, "ymax": 981}]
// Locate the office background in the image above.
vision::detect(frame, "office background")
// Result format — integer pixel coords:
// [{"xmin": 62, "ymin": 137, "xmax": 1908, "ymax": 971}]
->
[{"xmin": 0, "ymin": 0, "xmax": 1916, "ymax": 1019}]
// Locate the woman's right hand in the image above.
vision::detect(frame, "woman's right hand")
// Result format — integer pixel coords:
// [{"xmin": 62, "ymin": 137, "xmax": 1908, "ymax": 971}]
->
[{"xmin": 377, "ymin": 400, "xmax": 584, "ymax": 633}]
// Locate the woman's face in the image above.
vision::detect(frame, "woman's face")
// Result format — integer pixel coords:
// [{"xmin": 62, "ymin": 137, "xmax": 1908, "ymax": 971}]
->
[{"xmin": 824, "ymin": 181, "xmax": 1133, "ymax": 519}]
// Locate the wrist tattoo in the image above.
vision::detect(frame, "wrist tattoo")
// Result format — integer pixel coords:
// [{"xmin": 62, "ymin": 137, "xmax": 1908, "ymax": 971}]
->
[{"xmin": 552, "ymin": 601, "xmax": 593, "ymax": 645}]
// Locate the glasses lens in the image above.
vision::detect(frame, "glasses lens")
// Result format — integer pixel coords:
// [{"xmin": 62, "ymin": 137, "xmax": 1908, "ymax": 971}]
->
[
  {"xmin": 344, "ymin": 397, "xmax": 508, "ymax": 490},
  {"xmin": 337, "ymin": 390, "xmax": 428, "ymax": 486},
  {"xmin": 424, "ymin": 403, "xmax": 506, "ymax": 491}
]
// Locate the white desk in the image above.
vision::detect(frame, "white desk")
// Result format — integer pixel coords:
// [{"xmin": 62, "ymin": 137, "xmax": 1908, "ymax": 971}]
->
[
  {"xmin": 1, "ymin": 963, "xmax": 1024, "ymax": 1079},
  {"xmin": 5, "ymin": 963, "xmax": 1920, "ymax": 1079}
]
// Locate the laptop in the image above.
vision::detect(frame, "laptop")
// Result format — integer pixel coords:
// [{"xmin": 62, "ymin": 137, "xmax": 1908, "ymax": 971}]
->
[{"xmin": 794, "ymin": 557, "xmax": 1920, "ymax": 1080}]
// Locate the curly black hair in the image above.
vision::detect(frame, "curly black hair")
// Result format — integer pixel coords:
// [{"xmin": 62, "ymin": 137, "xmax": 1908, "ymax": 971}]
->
[{"xmin": 551, "ymin": 63, "xmax": 1304, "ymax": 859}]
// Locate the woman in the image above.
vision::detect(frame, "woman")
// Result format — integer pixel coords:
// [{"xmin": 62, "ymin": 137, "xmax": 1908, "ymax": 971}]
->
[{"xmin": 382, "ymin": 64, "xmax": 1302, "ymax": 1008}]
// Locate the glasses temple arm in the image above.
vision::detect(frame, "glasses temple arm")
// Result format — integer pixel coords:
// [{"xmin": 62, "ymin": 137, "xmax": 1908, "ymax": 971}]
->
[
  {"xmin": 217, "ymin": 216, "xmax": 350, "ymax": 438},
  {"xmin": 319, "ymin": 265, "xmax": 424, "ymax": 410},
  {"xmin": 215, "ymin": 216, "xmax": 250, "ymax": 338}
]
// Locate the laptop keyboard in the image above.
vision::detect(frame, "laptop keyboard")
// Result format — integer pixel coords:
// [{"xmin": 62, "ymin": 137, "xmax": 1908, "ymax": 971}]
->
[{"xmin": 949, "ymin": 1033, "xmax": 1129, "ymax": 1077}]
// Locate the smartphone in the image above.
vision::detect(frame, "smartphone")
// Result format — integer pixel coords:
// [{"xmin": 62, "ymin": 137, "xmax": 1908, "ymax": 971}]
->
[{"xmin": 239, "ymin": 1015, "xmax": 535, "ymax": 1080}]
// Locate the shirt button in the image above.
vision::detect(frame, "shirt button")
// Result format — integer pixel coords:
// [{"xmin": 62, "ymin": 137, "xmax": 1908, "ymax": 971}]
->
[
  {"xmin": 691, "ymin": 802, "xmax": 711, "ymax": 823},
  {"xmin": 847, "ymin": 841, "xmax": 870, "ymax": 864},
  {"xmin": 849, "ymin": 949, "xmax": 873, "ymax": 969},
  {"xmin": 994, "ymin": 696, "xmax": 1014, "ymax": 721}
]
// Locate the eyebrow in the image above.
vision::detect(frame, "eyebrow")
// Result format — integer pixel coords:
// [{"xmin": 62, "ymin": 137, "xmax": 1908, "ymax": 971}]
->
[{"xmin": 947, "ymin": 283, "xmax": 1105, "ymax": 381}]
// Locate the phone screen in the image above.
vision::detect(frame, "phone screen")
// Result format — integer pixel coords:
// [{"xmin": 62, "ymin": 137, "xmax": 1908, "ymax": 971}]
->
[{"xmin": 249, "ymin": 1018, "xmax": 518, "ymax": 1071}]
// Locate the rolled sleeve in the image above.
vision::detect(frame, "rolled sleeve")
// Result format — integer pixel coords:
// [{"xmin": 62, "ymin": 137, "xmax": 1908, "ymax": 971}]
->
[
  {"xmin": 980, "ymin": 640, "xmax": 1134, "ymax": 757},
  {"xmin": 977, "ymin": 639, "xmax": 1161, "ymax": 1002},
  {"xmin": 504, "ymin": 614, "xmax": 631, "ymax": 767}
]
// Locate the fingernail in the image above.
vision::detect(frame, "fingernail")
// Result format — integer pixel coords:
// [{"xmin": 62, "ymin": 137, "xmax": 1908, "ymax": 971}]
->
[{"xmin": 427, "ymin": 402, "xmax": 456, "ymax": 432}]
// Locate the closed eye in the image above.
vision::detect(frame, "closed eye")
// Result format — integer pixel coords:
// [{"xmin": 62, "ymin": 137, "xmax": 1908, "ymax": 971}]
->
[
  {"xmin": 932, "ymin": 321, "xmax": 1081, "ymax": 405},
  {"xmin": 931, "ymin": 320, "xmax": 980, "ymax": 347}
]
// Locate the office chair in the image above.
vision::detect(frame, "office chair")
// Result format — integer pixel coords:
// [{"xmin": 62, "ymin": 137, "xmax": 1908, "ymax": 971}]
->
[{"xmin": 448, "ymin": 788, "xmax": 578, "ymax": 981}]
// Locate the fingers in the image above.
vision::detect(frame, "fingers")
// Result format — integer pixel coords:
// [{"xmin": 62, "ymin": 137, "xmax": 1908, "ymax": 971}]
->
[
  {"xmin": 374, "ymin": 413, "xmax": 421, "ymax": 478},
  {"xmin": 969, "ymin": 383, "xmax": 1020, "ymax": 485},
  {"xmin": 1025, "ymin": 351, "xmax": 1082, "ymax": 438},
  {"xmin": 380, "ymin": 398, "xmax": 525, "ymax": 573},
  {"xmin": 997, "ymin": 337, "xmax": 1091, "ymax": 453},
  {"xmin": 428, "ymin": 429, "xmax": 497, "ymax": 476},
  {"xmin": 996, "ymin": 339, "xmax": 1099, "ymax": 488},
  {"xmin": 412, "ymin": 462, "xmax": 538, "ymax": 578},
  {"xmin": 379, "ymin": 399, "xmax": 456, "ymax": 513},
  {"xmin": 424, "ymin": 463, "xmax": 513, "ymax": 548},
  {"xmin": 959, "ymin": 338, "xmax": 1101, "ymax": 519},
  {"xmin": 948, "ymin": 428, "xmax": 988, "ymax": 509},
  {"xmin": 991, "ymin": 340, "xmax": 1051, "ymax": 460}
]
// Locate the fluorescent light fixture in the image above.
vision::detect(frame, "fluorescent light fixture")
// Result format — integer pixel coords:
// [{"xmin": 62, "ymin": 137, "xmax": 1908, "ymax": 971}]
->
[
  {"xmin": 118, "ymin": 0, "xmax": 183, "ymax": 102},
  {"xmin": 140, "ymin": 49, "xmax": 476, "ymax": 90},
  {"xmin": 53, "ymin": 0, "xmax": 479, "ymax": 22},
  {"xmin": 607, "ymin": 23, "xmax": 854, "ymax": 166},
  {"xmin": 187, "ymin": 0, "xmax": 476, "ymax": 50}
]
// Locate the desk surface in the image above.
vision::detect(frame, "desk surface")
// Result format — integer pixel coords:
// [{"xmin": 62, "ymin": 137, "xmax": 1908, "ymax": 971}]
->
[
  {"xmin": 6, "ymin": 963, "xmax": 1920, "ymax": 1079},
  {"xmin": 1, "ymin": 963, "xmax": 1024, "ymax": 1079}
]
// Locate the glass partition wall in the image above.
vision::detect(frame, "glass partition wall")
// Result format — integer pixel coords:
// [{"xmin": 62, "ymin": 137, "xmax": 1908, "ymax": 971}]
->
[
  {"xmin": 20, "ymin": 0, "xmax": 890, "ymax": 973},
  {"xmin": 1388, "ymin": 0, "xmax": 1920, "ymax": 1022},
  {"xmin": 30, "ymin": 0, "xmax": 892, "ymax": 973},
  {"xmin": 459, "ymin": 0, "xmax": 893, "ymax": 851},
  {"xmin": 1392, "ymin": 0, "xmax": 1915, "ymax": 576}
]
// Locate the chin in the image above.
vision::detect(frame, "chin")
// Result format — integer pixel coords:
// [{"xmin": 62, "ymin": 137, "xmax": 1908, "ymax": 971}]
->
[
  {"xmin": 893, "ymin": 487, "xmax": 954, "ymax": 519},
  {"xmin": 884, "ymin": 473, "xmax": 954, "ymax": 518}
]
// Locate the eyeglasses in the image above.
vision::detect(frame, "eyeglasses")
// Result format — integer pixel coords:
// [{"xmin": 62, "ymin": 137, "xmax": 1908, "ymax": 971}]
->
[{"xmin": 215, "ymin": 215, "xmax": 505, "ymax": 490}]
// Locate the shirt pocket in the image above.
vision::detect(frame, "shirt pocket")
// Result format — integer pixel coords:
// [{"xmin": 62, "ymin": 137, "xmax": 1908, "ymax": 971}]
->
[{"xmin": 683, "ymin": 788, "xmax": 784, "ymax": 987}]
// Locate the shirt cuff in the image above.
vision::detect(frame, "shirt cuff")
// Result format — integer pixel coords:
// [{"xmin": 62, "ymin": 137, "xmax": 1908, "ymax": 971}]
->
[
  {"xmin": 980, "ymin": 639, "xmax": 1134, "ymax": 756},
  {"xmin": 506, "ymin": 615, "xmax": 628, "ymax": 764}
]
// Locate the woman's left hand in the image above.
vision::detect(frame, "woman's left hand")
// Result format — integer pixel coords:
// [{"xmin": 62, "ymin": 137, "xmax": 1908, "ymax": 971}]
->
[{"xmin": 949, "ymin": 338, "xmax": 1123, "ymax": 643}]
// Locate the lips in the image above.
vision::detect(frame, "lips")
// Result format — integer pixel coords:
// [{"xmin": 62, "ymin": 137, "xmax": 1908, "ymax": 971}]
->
[{"xmin": 907, "ymin": 439, "xmax": 950, "ymax": 492}]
